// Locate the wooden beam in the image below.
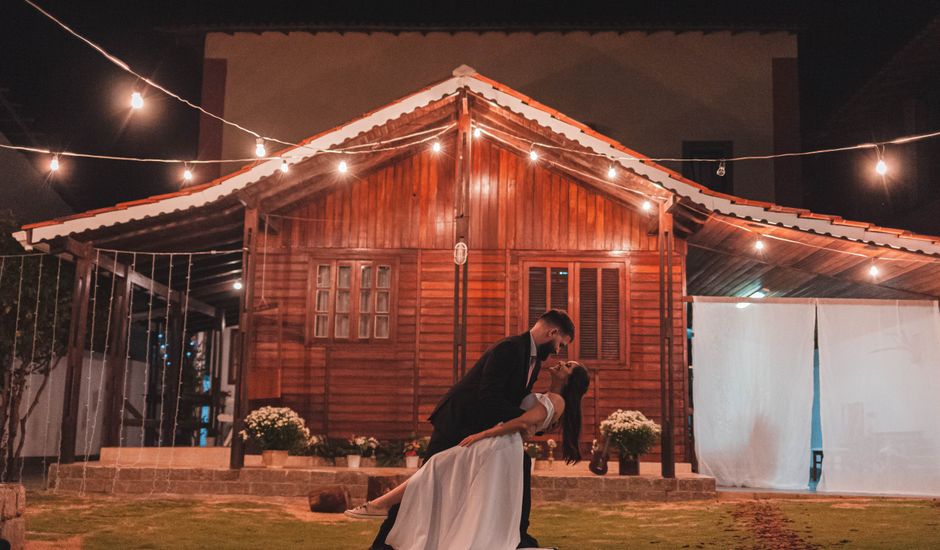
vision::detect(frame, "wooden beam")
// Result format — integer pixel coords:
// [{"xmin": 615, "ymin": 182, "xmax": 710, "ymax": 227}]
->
[
  {"xmin": 59, "ymin": 241, "xmax": 93, "ymax": 464},
  {"xmin": 102, "ymin": 263, "xmax": 132, "ymax": 447},
  {"xmin": 230, "ymin": 207, "xmax": 258, "ymax": 469},
  {"xmin": 59, "ymin": 238, "xmax": 220, "ymax": 319}
]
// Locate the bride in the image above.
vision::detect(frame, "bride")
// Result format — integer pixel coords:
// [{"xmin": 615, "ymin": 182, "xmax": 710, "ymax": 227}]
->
[{"xmin": 347, "ymin": 361, "xmax": 590, "ymax": 550}]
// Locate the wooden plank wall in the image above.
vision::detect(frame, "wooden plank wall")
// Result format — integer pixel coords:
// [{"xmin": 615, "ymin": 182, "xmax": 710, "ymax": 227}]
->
[{"xmin": 247, "ymin": 138, "xmax": 689, "ymax": 459}]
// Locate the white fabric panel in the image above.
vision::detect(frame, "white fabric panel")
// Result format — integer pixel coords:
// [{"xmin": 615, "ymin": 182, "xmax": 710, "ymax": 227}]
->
[
  {"xmin": 817, "ymin": 300, "xmax": 940, "ymax": 496},
  {"xmin": 693, "ymin": 301, "xmax": 815, "ymax": 489}
]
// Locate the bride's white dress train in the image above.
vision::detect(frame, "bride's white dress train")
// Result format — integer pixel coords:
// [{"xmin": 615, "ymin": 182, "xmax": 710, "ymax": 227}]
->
[{"xmin": 386, "ymin": 393, "xmax": 555, "ymax": 550}]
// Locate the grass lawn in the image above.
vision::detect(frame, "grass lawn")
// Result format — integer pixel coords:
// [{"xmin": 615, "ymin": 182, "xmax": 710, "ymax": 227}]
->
[{"xmin": 24, "ymin": 491, "xmax": 940, "ymax": 549}]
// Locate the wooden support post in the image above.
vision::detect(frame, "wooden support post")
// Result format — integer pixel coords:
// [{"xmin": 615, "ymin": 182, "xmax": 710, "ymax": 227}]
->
[
  {"xmin": 59, "ymin": 242, "xmax": 93, "ymax": 463},
  {"xmin": 230, "ymin": 207, "xmax": 257, "ymax": 469},
  {"xmin": 452, "ymin": 91, "xmax": 472, "ymax": 379},
  {"xmin": 102, "ymin": 262, "xmax": 132, "ymax": 447},
  {"xmin": 658, "ymin": 203, "xmax": 676, "ymax": 479}
]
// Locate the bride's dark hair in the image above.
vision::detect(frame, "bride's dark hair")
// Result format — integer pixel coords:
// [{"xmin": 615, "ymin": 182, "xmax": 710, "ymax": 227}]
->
[{"xmin": 560, "ymin": 362, "xmax": 590, "ymax": 464}]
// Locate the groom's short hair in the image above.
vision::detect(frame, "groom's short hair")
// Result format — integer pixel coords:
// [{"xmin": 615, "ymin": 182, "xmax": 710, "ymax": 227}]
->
[{"xmin": 538, "ymin": 309, "xmax": 575, "ymax": 338}]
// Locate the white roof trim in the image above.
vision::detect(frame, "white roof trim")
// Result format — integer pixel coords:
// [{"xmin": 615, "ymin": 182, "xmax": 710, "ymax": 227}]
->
[{"xmin": 19, "ymin": 72, "xmax": 940, "ymax": 257}]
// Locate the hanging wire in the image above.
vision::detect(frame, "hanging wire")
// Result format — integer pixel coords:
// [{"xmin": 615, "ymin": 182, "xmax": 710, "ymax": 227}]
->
[
  {"xmin": 111, "ymin": 252, "xmax": 137, "ymax": 492},
  {"xmin": 18, "ymin": 255, "xmax": 44, "ymax": 482},
  {"xmin": 165, "ymin": 255, "xmax": 193, "ymax": 482},
  {"xmin": 42, "ymin": 257, "xmax": 63, "ymax": 489},
  {"xmin": 150, "ymin": 254, "xmax": 174, "ymax": 495},
  {"xmin": 1, "ymin": 257, "xmax": 26, "ymax": 481},
  {"xmin": 81, "ymin": 251, "xmax": 118, "ymax": 496},
  {"xmin": 77, "ymin": 251, "xmax": 102, "ymax": 494},
  {"xmin": 138, "ymin": 256, "xmax": 157, "ymax": 451}
]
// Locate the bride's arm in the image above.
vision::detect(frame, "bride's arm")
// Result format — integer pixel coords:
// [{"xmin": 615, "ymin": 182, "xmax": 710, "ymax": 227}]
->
[{"xmin": 458, "ymin": 401, "xmax": 548, "ymax": 447}]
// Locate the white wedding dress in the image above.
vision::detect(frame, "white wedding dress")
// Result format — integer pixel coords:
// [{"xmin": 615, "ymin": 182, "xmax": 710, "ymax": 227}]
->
[{"xmin": 386, "ymin": 393, "xmax": 555, "ymax": 550}]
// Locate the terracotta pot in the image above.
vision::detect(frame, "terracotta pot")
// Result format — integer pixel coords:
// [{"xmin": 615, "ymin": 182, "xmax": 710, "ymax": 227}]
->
[
  {"xmin": 618, "ymin": 453, "xmax": 639, "ymax": 476},
  {"xmin": 346, "ymin": 454, "xmax": 362, "ymax": 468},
  {"xmin": 262, "ymin": 450, "xmax": 289, "ymax": 469},
  {"xmin": 404, "ymin": 455, "xmax": 421, "ymax": 469}
]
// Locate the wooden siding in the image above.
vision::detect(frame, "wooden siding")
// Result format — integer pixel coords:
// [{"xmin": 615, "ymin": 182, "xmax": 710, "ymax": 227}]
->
[{"xmin": 246, "ymin": 138, "xmax": 689, "ymax": 459}]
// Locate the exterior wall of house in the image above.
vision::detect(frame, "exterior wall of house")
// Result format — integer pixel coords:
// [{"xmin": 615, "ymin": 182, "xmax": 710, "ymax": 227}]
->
[
  {"xmin": 246, "ymin": 139, "xmax": 688, "ymax": 460},
  {"xmin": 202, "ymin": 31, "xmax": 797, "ymax": 204}
]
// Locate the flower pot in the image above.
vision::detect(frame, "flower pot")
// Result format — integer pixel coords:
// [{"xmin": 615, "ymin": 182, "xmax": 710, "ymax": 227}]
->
[
  {"xmin": 262, "ymin": 450, "xmax": 289, "ymax": 469},
  {"xmin": 404, "ymin": 455, "xmax": 421, "ymax": 469},
  {"xmin": 618, "ymin": 453, "xmax": 639, "ymax": 476},
  {"xmin": 346, "ymin": 454, "xmax": 362, "ymax": 468}
]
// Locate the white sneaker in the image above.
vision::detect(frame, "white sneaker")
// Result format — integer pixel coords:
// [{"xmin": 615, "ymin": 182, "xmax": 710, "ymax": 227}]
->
[{"xmin": 344, "ymin": 501, "xmax": 388, "ymax": 519}]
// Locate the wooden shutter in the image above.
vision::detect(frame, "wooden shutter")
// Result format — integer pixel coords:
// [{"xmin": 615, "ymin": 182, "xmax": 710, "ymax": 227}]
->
[
  {"xmin": 601, "ymin": 268, "xmax": 621, "ymax": 359},
  {"xmin": 579, "ymin": 267, "xmax": 598, "ymax": 359},
  {"xmin": 528, "ymin": 267, "xmax": 547, "ymax": 329},
  {"xmin": 550, "ymin": 267, "xmax": 569, "ymax": 358}
]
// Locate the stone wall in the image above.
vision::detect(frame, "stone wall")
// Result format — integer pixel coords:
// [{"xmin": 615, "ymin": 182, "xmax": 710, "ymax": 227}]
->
[
  {"xmin": 0, "ymin": 484, "xmax": 25, "ymax": 550},
  {"xmin": 50, "ymin": 464, "xmax": 716, "ymax": 504}
]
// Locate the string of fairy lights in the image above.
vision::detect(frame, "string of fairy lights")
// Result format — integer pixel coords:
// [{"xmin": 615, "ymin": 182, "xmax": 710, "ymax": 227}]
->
[{"xmin": 7, "ymin": 0, "xmax": 940, "ymax": 288}]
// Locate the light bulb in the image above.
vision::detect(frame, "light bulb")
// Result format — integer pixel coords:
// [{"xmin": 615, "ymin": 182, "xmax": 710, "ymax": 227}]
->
[
  {"xmin": 642, "ymin": 200, "xmax": 652, "ymax": 212},
  {"xmin": 875, "ymin": 159, "xmax": 887, "ymax": 176},
  {"xmin": 607, "ymin": 166, "xmax": 616, "ymax": 178},
  {"xmin": 130, "ymin": 91, "xmax": 144, "ymax": 110},
  {"xmin": 716, "ymin": 161, "xmax": 726, "ymax": 177},
  {"xmin": 432, "ymin": 142, "xmax": 441, "ymax": 153},
  {"xmin": 182, "ymin": 166, "xmax": 193, "ymax": 181},
  {"xmin": 49, "ymin": 155, "xmax": 60, "ymax": 172},
  {"xmin": 755, "ymin": 239, "xmax": 765, "ymax": 251},
  {"xmin": 255, "ymin": 138, "xmax": 266, "ymax": 158},
  {"xmin": 338, "ymin": 160, "xmax": 348, "ymax": 173},
  {"xmin": 869, "ymin": 264, "xmax": 879, "ymax": 277},
  {"xmin": 529, "ymin": 149, "xmax": 538, "ymax": 161},
  {"xmin": 280, "ymin": 160, "xmax": 290, "ymax": 173},
  {"xmin": 473, "ymin": 128, "xmax": 481, "ymax": 138},
  {"xmin": 233, "ymin": 280, "xmax": 243, "ymax": 290}
]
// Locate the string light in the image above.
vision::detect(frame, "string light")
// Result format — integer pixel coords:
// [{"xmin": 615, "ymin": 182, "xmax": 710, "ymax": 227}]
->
[
  {"xmin": 607, "ymin": 166, "xmax": 616, "ymax": 178},
  {"xmin": 182, "ymin": 164, "xmax": 193, "ymax": 181},
  {"xmin": 642, "ymin": 200, "xmax": 652, "ymax": 212},
  {"xmin": 280, "ymin": 159, "xmax": 290, "ymax": 173},
  {"xmin": 49, "ymin": 154, "xmax": 60, "ymax": 172},
  {"xmin": 473, "ymin": 127, "xmax": 482, "ymax": 138},
  {"xmin": 755, "ymin": 238, "xmax": 765, "ymax": 251},
  {"xmin": 233, "ymin": 280, "xmax": 243, "ymax": 290},
  {"xmin": 716, "ymin": 161, "xmax": 726, "ymax": 177},
  {"xmin": 254, "ymin": 138, "xmax": 266, "ymax": 158},
  {"xmin": 432, "ymin": 141, "xmax": 442, "ymax": 153},
  {"xmin": 875, "ymin": 159, "xmax": 887, "ymax": 176},
  {"xmin": 338, "ymin": 160, "xmax": 348, "ymax": 173},
  {"xmin": 869, "ymin": 262, "xmax": 879, "ymax": 277},
  {"xmin": 529, "ymin": 149, "xmax": 539, "ymax": 161},
  {"xmin": 130, "ymin": 91, "xmax": 144, "ymax": 110}
]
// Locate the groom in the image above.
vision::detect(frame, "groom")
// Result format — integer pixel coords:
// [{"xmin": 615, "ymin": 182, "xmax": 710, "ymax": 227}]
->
[{"xmin": 370, "ymin": 309, "xmax": 575, "ymax": 550}]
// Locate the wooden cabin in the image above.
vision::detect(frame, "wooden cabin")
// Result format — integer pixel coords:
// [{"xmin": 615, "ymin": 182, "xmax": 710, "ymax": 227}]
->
[{"xmin": 16, "ymin": 67, "xmax": 940, "ymax": 468}]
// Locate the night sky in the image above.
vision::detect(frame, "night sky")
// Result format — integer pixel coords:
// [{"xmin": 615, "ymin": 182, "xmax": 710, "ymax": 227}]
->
[{"xmin": 1, "ymin": 1, "xmax": 938, "ymax": 219}]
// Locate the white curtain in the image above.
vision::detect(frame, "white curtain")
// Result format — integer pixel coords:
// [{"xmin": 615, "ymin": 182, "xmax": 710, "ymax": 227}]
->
[
  {"xmin": 817, "ymin": 300, "xmax": 940, "ymax": 496},
  {"xmin": 693, "ymin": 301, "xmax": 815, "ymax": 489}
]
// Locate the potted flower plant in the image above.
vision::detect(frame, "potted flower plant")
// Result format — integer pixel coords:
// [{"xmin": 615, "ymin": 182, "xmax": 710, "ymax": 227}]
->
[
  {"xmin": 239, "ymin": 406, "xmax": 310, "ymax": 468},
  {"xmin": 599, "ymin": 409, "xmax": 661, "ymax": 475},
  {"xmin": 403, "ymin": 437, "xmax": 429, "ymax": 469},
  {"xmin": 346, "ymin": 435, "xmax": 379, "ymax": 468}
]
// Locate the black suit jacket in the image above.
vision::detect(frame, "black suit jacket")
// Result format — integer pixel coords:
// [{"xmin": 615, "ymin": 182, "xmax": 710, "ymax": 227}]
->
[{"xmin": 428, "ymin": 331, "xmax": 540, "ymax": 440}]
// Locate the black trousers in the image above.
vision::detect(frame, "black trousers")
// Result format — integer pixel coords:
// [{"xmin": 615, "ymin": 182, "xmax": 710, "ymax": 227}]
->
[{"xmin": 370, "ymin": 430, "xmax": 538, "ymax": 549}]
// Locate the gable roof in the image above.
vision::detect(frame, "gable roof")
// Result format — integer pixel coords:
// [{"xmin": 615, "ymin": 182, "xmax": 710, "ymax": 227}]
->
[{"xmin": 15, "ymin": 66, "xmax": 940, "ymax": 260}]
